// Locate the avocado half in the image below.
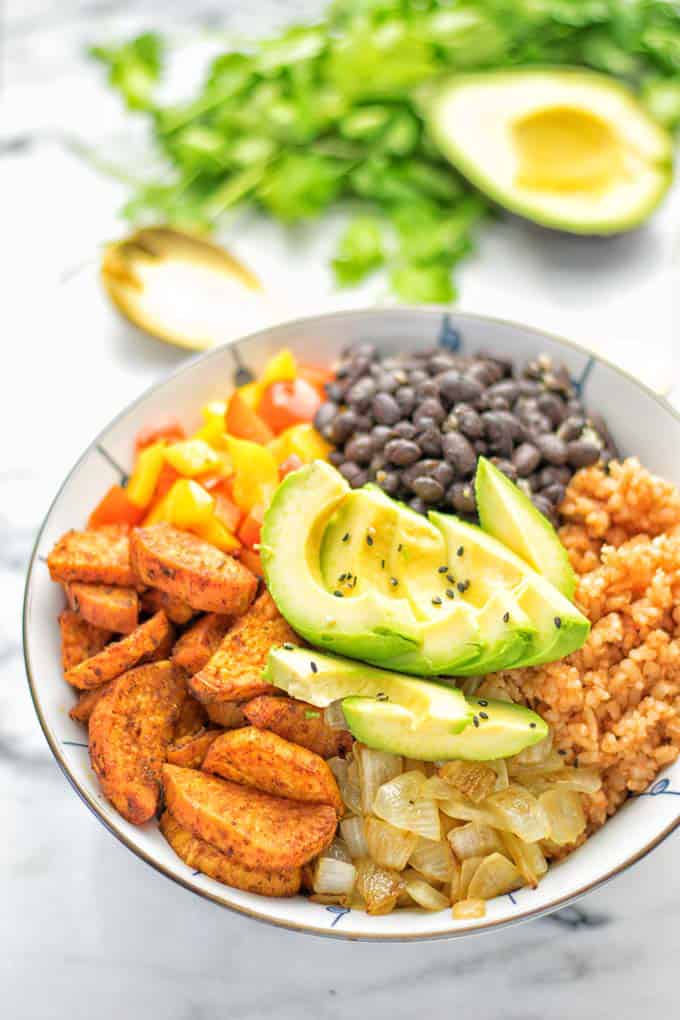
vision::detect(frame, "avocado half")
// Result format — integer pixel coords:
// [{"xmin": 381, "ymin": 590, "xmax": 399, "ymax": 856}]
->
[{"xmin": 423, "ymin": 68, "xmax": 673, "ymax": 234}]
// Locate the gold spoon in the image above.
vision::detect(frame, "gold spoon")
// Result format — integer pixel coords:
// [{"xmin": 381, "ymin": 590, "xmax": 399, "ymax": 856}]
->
[{"xmin": 101, "ymin": 226, "xmax": 281, "ymax": 351}]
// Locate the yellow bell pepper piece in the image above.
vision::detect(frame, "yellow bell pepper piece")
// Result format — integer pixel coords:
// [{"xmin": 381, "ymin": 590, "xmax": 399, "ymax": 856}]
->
[
  {"xmin": 269, "ymin": 424, "xmax": 332, "ymax": 465},
  {"xmin": 190, "ymin": 400, "xmax": 228, "ymax": 446},
  {"xmin": 164, "ymin": 439, "xmax": 222, "ymax": 477},
  {"xmin": 235, "ymin": 349, "xmax": 298, "ymax": 412},
  {"xmin": 127, "ymin": 442, "xmax": 167, "ymax": 508},
  {"xmin": 193, "ymin": 516, "xmax": 241, "ymax": 553},
  {"xmin": 225, "ymin": 435, "xmax": 280, "ymax": 514},
  {"xmin": 236, "ymin": 381, "xmax": 261, "ymax": 409},
  {"xmin": 143, "ymin": 479, "xmax": 240, "ymax": 552}
]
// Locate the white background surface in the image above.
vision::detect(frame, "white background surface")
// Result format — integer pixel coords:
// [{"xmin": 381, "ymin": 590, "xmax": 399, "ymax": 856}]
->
[{"xmin": 3, "ymin": 3, "xmax": 679, "ymax": 1017}]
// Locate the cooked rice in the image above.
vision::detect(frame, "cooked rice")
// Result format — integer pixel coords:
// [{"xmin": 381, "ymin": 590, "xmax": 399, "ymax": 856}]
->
[{"xmin": 479, "ymin": 458, "xmax": 680, "ymax": 840}]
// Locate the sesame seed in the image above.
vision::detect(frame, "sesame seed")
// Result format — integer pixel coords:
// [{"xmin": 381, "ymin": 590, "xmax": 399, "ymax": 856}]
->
[
  {"xmin": 333, "ymin": 590, "xmax": 344, "ymax": 598},
  {"xmin": 447, "ymin": 574, "xmax": 455, "ymax": 584},
  {"xmin": 473, "ymin": 716, "xmax": 479, "ymax": 728},
  {"xmin": 381, "ymin": 559, "xmax": 386, "ymax": 569},
  {"xmin": 432, "ymin": 596, "xmax": 442, "ymax": 606},
  {"xmin": 457, "ymin": 546, "xmax": 464, "ymax": 557},
  {"xmin": 338, "ymin": 573, "xmax": 347, "ymax": 582},
  {"xmin": 478, "ymin": 700, "xmax": 488, "ymax": 707},
  {"xmin": 390, "ymin": 577, "xmax": 399, "ymax": 587},
  {"xmin": 376, "ymin": 692, "xmax": 389, "ymax": 701},
  {"xmin": 502, "ymin": 611, "xmax": 510, "ymax": 624},
  {"xmin": 529, "ymin": 722, "xmax": 536, "ymax": 729},
  {"xmin": 366, "ymin": 534, "xmax": 374, "ymax": 546},
  {"xmin": 554, "ymin": 616, "xmax": 562, "ymax": 629},
  {"xmin": 479, "ymin": 711, "xmax": 488, "ymax": 720},
  {"xmin": 398, "ymin": 543, "xmax": 403, "ymax": 552},
  {"xmin": 342, "ymin": 532, "xmax": 350, "ymax": 542},
  {"xmin": 310, "ymin": 661, "xmax": 318, "ymax": 673},
  {"xmin": 446, "ymin": 588, "xmax": 455, "ymax": 599},
  {"xmin": 283, "ymin": 643, "xmax": 294, "ymax": 651},
  {"xmin": 438, "ymin": 565, "xmax": 449, "ymax": 574},
  {"xmin": 558, "ymin": 749, "xmax": 567, "ymax": 756}
]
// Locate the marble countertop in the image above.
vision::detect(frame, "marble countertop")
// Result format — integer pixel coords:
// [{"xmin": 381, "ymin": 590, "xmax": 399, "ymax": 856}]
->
[{"xmin": 4, "ymin": 3, "xmax": 679, "ymax": 1017}]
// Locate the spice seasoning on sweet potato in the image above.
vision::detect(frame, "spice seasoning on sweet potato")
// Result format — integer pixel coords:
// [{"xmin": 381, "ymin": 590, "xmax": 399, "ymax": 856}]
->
[
  {"xmin": 174, "ymin": 697, "xmax": 208, "ymax": 741},
  {"xmin": 203, "ymin": 727, "xmax": 344, "ymax": 815},
  {"xmin": 243, "ymin": 695, "xmax": 354, "ymax": 759},
  {"xmin": 166, "ymin": 728, "xmax": 224, "ymax": 768},
  {"xmin": 189, "ymin": 592, "xmax": 295, "ymax": 705},
  {"xmin": 204, "ymin": 702, "xmax": 247, "ymax": 729},
  {"xmin": 58, "ymin": 610, "xmax": 112, "ymax": 672},
  {"xmin": 140, "ymin": 587, "xmax": 195, "ymax": 625},
  {"xmin": 68, "ymin": 682, "xmax": 114, "ymax": 724},
  {"xmin": 48, "ymin": 525, "xmax": 135, "ymax": 587},
  {"xmin": 171, "ymin": 613, "xmax": 232, "ymax": 675},
  {"xmin": 64, "ymin": 611, "xmax": 173, "ymax": 690},
  {"xmin": 67, "ymin": 582, "xmax": 139, "ymax": 634},
  {"xmin": 159, "ymin": 810, "xmax": 301, "ymax": 897},
  {"xmin": 130, "ymin": 523, "xmax": 257, "ymax": 614},
  {"xmin": 162, "ymin": 765, "xmax": 337, "ymax": 869},
  {"xmin": 89, "ymin": 661, "xmax": 186, "ymax": 824}
]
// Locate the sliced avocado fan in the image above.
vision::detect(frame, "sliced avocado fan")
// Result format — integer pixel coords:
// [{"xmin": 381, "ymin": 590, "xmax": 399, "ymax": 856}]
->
[{"xmin": 423, "ymin": 68, "xmax": 673, "ymax": 234}]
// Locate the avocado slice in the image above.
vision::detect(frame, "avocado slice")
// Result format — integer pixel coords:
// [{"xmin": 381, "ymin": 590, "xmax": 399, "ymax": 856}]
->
[
  {"xmin": 475, "ymin": 457, "xmax": 576, "ymax": 599},
  {"xmin": 264, "ymin": 646, "xmax": 472, "ymax": 734},
  {"xmin": 341, "ymin": 695, "xmax": 548, "ymax": 761},
  {"xmin": 261, "ymin": 462, "xmax": 420, "ymax": 663},
  {"xmin": 423, "ymin": 68, "xmax": 673, "ymax": 234}
]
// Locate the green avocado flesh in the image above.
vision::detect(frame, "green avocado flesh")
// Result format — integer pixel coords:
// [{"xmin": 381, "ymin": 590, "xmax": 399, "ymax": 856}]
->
[
  {"xmin": 423, "ymin": 68, "xmax": 673, "ymax": 235},
  {"xmin": 476, "ymin": 457, "xmax": 576, "ymax": 598},
  {"xmin": 261, "ymin": 461, "xmax": 589, "ymax": 675},
  {"xmin": 265, "ymin": 646, "xmax": 547, "ymax": 761}
]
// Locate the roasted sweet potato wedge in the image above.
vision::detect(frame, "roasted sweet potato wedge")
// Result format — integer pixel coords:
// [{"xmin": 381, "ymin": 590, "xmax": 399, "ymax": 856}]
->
[
  {"xmin": 48, "ymin": 525, "xmax": 135, "ymax": 587},
  {"xmin": 204, "ymin": 702, "xmax": 247, "ymax": 729},
  {"xmin": 140, "ymin": 588, "xmax": 194, "ymax": 625},
  {"xmin": 171, "ymin": 613, "xmax": 232, "ymax": 675},
  {"xmin": 67, "ymin": 582, "xmax": 139, "ymax": 633},
  {"xmin": 159, "ymin": 810, "xmax": 301, "ymax": 897},
  {"xmin": 162, "ymin": 765, "xmax": 337, "ymax": 869},
  {"xmin": 174, "ymin": 696, "xmax": 208, "ymax": 741},
  {"xmin": 189, "ymin": 592, "xmax": 296, "ymax": 705},
  {"xmin": 68, "ymin": 682, "xmax": 113, "ymax": 724},
  {"xmin": 167, "ymin": 728, "xmax": 223, "ymax": 768},
  {"xmin": 243, "ymin": 695, "xmax": 354, "ymax": 759},
  {"xmin": 59, "ymin": 610, "xmax": 111, "ymax": 672},
  {"xmin": 203, "ymin": 727, "xmax": 344, "ymax": 815},
  {"xmin": 130, "ymin": 524, "xmax": 257, "ymax": 614},
  {"xmin": 65, "ymin": 611, "xmax": 173, "ymax": 690},
  {"xmin": 89, "ymin": 661, "xmax": 186, "ymax": 824}
]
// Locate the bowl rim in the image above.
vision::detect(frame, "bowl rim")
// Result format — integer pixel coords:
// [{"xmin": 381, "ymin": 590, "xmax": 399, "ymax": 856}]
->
[{"xmin": 23, "ymin": 304, "xmax": 680, "ymax": 941}]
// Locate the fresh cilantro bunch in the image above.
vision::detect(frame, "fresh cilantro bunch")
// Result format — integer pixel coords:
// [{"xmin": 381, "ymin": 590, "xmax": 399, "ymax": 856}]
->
[{"xmin": 91, "ymin": 0, "xmax": 680, "ymax": 302}]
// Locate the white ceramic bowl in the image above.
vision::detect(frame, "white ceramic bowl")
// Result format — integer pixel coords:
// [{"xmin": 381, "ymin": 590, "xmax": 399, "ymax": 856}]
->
[{"xmin": 24, "ymin": 307, "xmax": 680, "ymax": 940}]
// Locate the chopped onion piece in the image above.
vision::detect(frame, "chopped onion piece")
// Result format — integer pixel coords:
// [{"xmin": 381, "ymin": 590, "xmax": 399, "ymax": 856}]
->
[
  {"xmin": 409, "ymin": 838, "xmax": 454, "ymax": 884},
  {"xmin": 373, "ymin": 772, "xmax": 440, "ymax": 841},
  {"xmin": 500, "ymin": 832, "xmax": 548, "ymax": 888},
  {"xmin": 324, "ymin": 700, "xmax": 350, "ymax": 731},
  {"xmin": 467, "ymin": 853, "xmax": 523, "ymax": 900},
  {"xmin": 448, "ymin": 822, "xmax": 504, "ymax": 861},
  {"xmin": 327, "ymin": 756, "xmax": 348, "ymax": 785},
  {"xmin": 355, "ymin": 858, "xmax": 403, "ymax": 915},
  {"xmin": 323, "ymin": 837, "xmax": 352, "ymax": 863},
  {"xmin": 490, "ymin": 758, "xmax": 509, "ymax": 791},
  {"xmin": 439, "ymin": 760, "xmax": 497, "ymax": 803},
  {"xmin": 313, "ymin": 857, "xmax": 357, "ymax": 896},
  {"xmin": 458, "ymin": 676, "xmax": 481, "ymax": 698},
  {"xmin": 339, "ymin": 816, "xmax": 368, "ymax": 859},
  {"xmin": 310, "ymin": 893, "xmax": 351, "ymax": 906},
  {"xmin": 510, "ymin": 728, "xmax": 553, "ymax": 766},
  {"xmin": 540, "ymin": 788, "xmax": 586, "ymax": 845},
  {"xmin": 420, "ymin": 776, "xmax": 457, "ymax": 800},
  {"xmin": 487, "ymin": 784, "xmax": 550, "ymax": 842},
  {"xmin": 365, "ymin": 816, "xmax": 418, "ymax": 870},
  {"xmin": 356, "ymin": 743, "xmax": 402, "ymax": 815},
  {"xmin": 404, "ymin": 758, "xmax": 429, "ymax": 776},
  {"xmin": 403, "ymin": 873, "xmax": 450, "ymax": 911},
  {"xmin": 336, "ymin": 757, "xmax": 361, "ymax": 816},
  {"xmin": 458, "ymin": 856, "xmax": 483, "ymax": 900},
  {"xmin": 524, "ymin": 767, "xmax": 602, "ymax": 795},
  {"xmin": 453, "ymin": 898, "xmax": 486, "ymax": 919},
  {"xmin": 439, "ymin": 793, "xmax": 498, "ymax": 828},
  {"xmin": 475, "ymin": 679, "xmax": 514, "ymax": 703},
  {"xmin": 508, "ymin": 750, "xmax": 564, "ymax": 777}
]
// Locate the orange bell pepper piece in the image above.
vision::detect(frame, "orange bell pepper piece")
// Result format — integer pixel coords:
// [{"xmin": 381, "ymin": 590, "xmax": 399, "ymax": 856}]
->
[
  {"xmin": 299, "ymin": 363, "xmax": 334, "ymax": 396},
  {"xmin": 88, "ymin": 485, "xmax": 145, "ymax": 528},
  {"xmin": 237, "ymin": 504, "xmax": 264, "ymax": 549},
  {"xmin": 135, "ymin": 416, "xmax": 185, "ymax": 453},
  {"xmin": 225, "ymin": 392, "xmax": 274, "ymax": 445},
  {"xmin": 239, "ymin": 547, "xmax": 263, "ymax": 578},
  {"xmin": 213, "ymin": 489, "xmax": 243, "ymax": 533}
]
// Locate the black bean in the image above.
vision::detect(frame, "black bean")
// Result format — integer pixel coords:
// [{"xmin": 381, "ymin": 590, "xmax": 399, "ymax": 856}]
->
[
  {"xmin": 395, "ymin": 386, "xmax": 416, "ymax": 415},
  {"xmin": 474, "ymin": 440, "xmax": 488, "ymax": 456},
  {"xmin": 373, "ymin": 371, "xmax": 399, "ymax": 393},
  {"xmin": 338, "ymin": 461, "xmax": 361, "ymax": 482},
  {"xmin": 357, "ymin": 414, "xmax": 375, "ymax": 432},
  {"xmin": 487, "ymin": 380, "xmax": 520, "ymax": 404},
  {"xmin": 428, "ymin": 354, "xmax": 457, "ymax": 375},
  {"xmin": 328, "ymin": 450, "xmax": 344, "ymax": 467},
  {"xmin": 416, "ymin": 379, "xmax": 441, "ymax": 399},
  {"xmin": 565, "ymin": 398, "xmax": 585, "ymax": 417},
  {"xmin": 376, "ymin": 470, "xmax": 401, "ymax": 496},
  {"xmin": 418, "ymin": 426, "xmax": 443, "ymax": 457},
  {"xmin": 557, "ymin": 415, "xmax": 585, "ymax": 441},
  {"xmin": 536, "ymin": 433, "xmax": 569, "ymax": 465},
  {"xmin": 384, "ymin": 438, "xmax": 422, "ymax": 466},
  {"xmin": 314, "ymin": 401, "xmax": 338, "ymax": 436},
  {"xmin": 344, "ymin": 433, "xmax": 374, "ymax": 464},
  {"xmin": 542, "ymin": 482, "xmax": 566, "ymax": 505},
  {"xmin": 412, "ymin": 476, "xmax": 445, "ymax": 503},
  {"xmin": 392, "ymin": 421, "xmax": 417, "ymax": 440},
  {"xmin": 402, "ymin": 459, "xmax": 441, "ymax": 488},
  {"xmin": 482, "ymin": 410, "xmax": 522, "ymax": 444},
  {"xmin": 518, "ymin": 379, "xmax": 542, "ymax": 397},
  {"xmin": 442, "ymin": 432, "xmax": 477, "ymax": 476},
  {"xmin": 466, "ymin": 361, "xmax": 501, "ymax": 387},
  {"xmin": 537, "ymin": 465, "xmax": 572, "ymax": 488},
  {"xmin": 413, "ymin": 416, "xmax": 437, "ymax": 433},
  {"xmin": 532, "ymin": 494, "xmax": 558, "ymax": 524},
  {"xmin": 409, "ymin": 496, "xmax": 428, "ymax": 514},
  {"xmin": 438, "ymin": 370, "xmax": 483, "ymax": 405},
  {"xmin": 537, "ymin": 391, "xmax": 566, "ymax": 426},
  {"xmin": 369, "ymin": 453, "xmax": 386, "ymax": 474},
  {"xmin": 587, "ymin": 413, "xmax": 618, "ymax": 459},
  {"xmin": 408, "ymin": 369, "xmax": 428, "ymax": 387},
  {"xmin": 477, "ymin": 352, "xmax": 512, "ymax": 378},
  {"xmin": 512, "ymin": 442, "xmax": 541, "ymax": 477},
  {"xmin": 371, "ymin": 424, "xmax": 392, "ymax": 450},
  {"xmin": 431, "ymin": 461, "xmax": 454, "ymax": 488},
  {"xmin": 522, "ymin": 410, "xmax": 553, "ymax": 436},
  {"xmin": 372, "ymin": 392, "xmax": 401, "ymax": 426},
  {"xmin": 448, "ymin": 403, "xmax": 484, "ymax": 439},
  {"xmin": 349, "ymin": 470, "xmax": 370, "ymax": 488},
  {"xmin": 567, "ymin": 437, "xmax": 602, "ymax": 468},
  {"xmin": 327, "ymin": 409, "xmax": 358, "ymax": 444},
  {"xmin": 492, "ymin": 459, "xmax": 517, "ymax": 482},
  {"xmin": 447, "ymin": 481, "xmax": 476, "ymax": 514},
  {"xmin": 346, "ymin": 377, "xmax": 376, "ymax": 409},
  {"xmin": 414, "ymin": 398, "xmax": 446, "ymax": 427},
  {"xmin": 543, "ymin": 365, "xmax": 573, "ymax": 395}
]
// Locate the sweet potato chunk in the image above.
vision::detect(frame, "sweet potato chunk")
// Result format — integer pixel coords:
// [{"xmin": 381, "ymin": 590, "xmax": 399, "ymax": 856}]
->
[
  {"xmin": 68, "ymin": 682, "xmax": 113, "ymax": 724},
  {"xmin": 174, "ymin": 697, "xmax": 208, "ymax": 741},
  {"xmin": 204, "ymin": 702, "xmax": 247, "ymax": 729},
  {"xmin": 190, "ymin": 592, "xmax": 296, "ymax": 705},
  {"xmin": 171, "ymin": 613, "xmax": 232, "ymax": 675},
  {"xmin": 167, "ymin": 729, "xmax": 223, "ymax": 768},
  {"xmin": 59, "ymin": 610, "xmax": 111, "ymax": 672},
  {"xmin": 140, "ymin": 588, "xmax": 194, "ymax": 625},
  {"xmin": 244, "ymin": 696, "xmax": 354, "ymax": 759},
  {"xmin": 67, "ymin": 582, "xmax": 139, "ymax": 633},
  {"xmin": 130, "ymin": 524, "xmax": 257, "ymax": 614},
  {"xmin": 203, "ymin": 728, "xmax": 344, "ymax": 815},
  {"xmin": 162, "ymin": 765, "xmax": 336, "ymax": 869},
  {"xmin": 90, "ymin": 661, "xmax": 186, "ymax": 823},
  {"xmin": 159, "ymin": 811, "xmax": 301, "ymax": 897},
  {"xmin": 48, "ymin": 525, "xmax": 134, "ymax": 586},
  {"xmin": 65, "ymin": 611, "xmax": 173, "ymax": 690}
]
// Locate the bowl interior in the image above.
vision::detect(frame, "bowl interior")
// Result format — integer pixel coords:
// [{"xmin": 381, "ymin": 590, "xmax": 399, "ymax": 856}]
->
[{"xmin": 24, "ymin": 307, "xmax": 680, "ymax": 940}]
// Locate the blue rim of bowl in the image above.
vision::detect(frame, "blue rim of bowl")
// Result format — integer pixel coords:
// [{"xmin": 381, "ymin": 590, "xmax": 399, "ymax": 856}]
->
[{"xmin": 23, "ymin": 305, "xmax": 680, "ymax": 941}]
